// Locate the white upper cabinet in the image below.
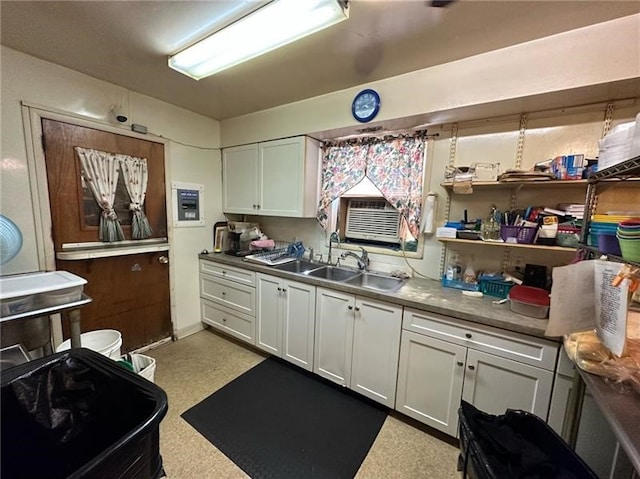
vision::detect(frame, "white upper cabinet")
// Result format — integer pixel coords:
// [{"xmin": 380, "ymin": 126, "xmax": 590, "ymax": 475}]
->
[{"xmin": 222, "ymin": 136, "xmax": 320, "ymax": 217}]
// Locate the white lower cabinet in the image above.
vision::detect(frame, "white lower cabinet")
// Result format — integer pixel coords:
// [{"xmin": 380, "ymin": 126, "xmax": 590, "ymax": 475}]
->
[
  {"xmin": 314, "ymin": 287, "xmax": 402, "ymax": 407},
  {"xmin": 256, "ymin": 273, "xmax": 316, "ymax": 371},
  {"xmin": 396, "ymin": 308, "xmax": 556, "ymax": 437},
  {"xmin": 199, "ymin": 261, "xmax": 256, "ymax": 345}
]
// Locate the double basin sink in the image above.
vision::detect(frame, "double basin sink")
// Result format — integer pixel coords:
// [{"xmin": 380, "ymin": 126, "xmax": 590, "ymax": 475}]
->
[{"xmin": 273, "ymin": 260, "xmax": 406, "ymax": 293}]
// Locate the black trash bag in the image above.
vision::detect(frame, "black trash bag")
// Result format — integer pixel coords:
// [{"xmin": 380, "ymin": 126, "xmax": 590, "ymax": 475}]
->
[
  {"xmin": 458, "ymin": 400, "xmax": 598, "ymax": 479},
  {"xmin": 1, "ymin": 348, "xmax": 167, "ymax": 479}
]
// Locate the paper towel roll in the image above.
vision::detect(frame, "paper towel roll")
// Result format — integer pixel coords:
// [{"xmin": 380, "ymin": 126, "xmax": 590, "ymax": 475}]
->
[{"xmin": 421, "ymin": 193, "xmax": 437, "ymax": 234}]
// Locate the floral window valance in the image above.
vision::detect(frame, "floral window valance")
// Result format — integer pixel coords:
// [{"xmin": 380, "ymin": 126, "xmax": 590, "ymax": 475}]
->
[
  {"xmin": 317, "ymin": 133, "xmax": 426, "ymax": 238},
  {"xmin": 75, "ymin": 147, "xmax": 152, "ymax": 242}
]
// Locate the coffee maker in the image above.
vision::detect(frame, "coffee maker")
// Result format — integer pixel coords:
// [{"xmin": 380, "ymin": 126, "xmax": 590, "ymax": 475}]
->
[
  {"xmin": 226, "ymin": 231, "xmax": 243, "ymax": 255},
  {"xmin": 225, "ymin": 221, "xmax": 260, "ymax": 256}
]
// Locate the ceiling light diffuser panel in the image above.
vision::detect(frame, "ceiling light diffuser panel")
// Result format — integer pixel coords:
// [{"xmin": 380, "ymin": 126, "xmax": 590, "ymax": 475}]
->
[{"xmin": 169, "ymin": 0, "xmax": 349, "ymax": 80}]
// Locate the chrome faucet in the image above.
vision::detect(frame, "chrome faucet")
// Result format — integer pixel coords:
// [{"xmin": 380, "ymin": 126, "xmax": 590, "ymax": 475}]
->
[
  {"xmin": 340, "ymin": 247, "xmax": 369, "ymax": 271},
  {"xmin": 327, "ymin": 231, "xmax": 340, "ymax": 265}
]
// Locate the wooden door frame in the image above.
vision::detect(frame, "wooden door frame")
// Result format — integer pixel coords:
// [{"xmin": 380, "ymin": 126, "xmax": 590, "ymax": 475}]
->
[{"xmin": 20, "ymin": 102, "xmax": 175, "ymax": 345}]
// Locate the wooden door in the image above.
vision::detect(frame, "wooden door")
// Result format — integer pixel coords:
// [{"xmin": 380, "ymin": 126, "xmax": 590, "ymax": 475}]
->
[{"xmin": 42, "ymin": 119, "xmax": 171, "ymax": 352}]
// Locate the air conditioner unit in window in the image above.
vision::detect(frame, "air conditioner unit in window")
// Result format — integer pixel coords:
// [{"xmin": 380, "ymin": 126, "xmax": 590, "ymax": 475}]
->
[{"xmin": 345, "ymin": 199, "xmax": 401, "ymax": 244}]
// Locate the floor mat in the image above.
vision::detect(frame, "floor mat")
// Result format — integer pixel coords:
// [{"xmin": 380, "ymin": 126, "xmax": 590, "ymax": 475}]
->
[{"xmin": 181, "ymin": 357, "xmax": 388, "ymax": 479}]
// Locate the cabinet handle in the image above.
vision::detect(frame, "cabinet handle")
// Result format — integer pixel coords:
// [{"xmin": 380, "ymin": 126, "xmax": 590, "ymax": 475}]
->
[
  {"xmin": 222, "ymin": 291, "xmax": 226, "ymax": 295},
  {"xmin": 348, "ymin": 305, "xmax": 353, "ymax": 310},
  {"xmin": 277, "ymin": 287, "xmax": 282, "ymax": 291},
  {"xmin": 222, "ymin": 318, "xmax": 227, "ymax": 322},
  {"xmin": 282, "ymin": 288, "xmax": 287, "ymax": 292},
  {"xmin": 465, "ymin": 333, "xmax": 472, "ymax": 339},
  {"xmin": 256, "ymin": 204, "xmax": 260, "ymax": 209},
  {"xmin": 457, "ymin": 361, "xmax": 464, "ymax": 367},
  {"xmin": 468, "ymin": 365, "xmax": 475, "ymax": 371},
  {"xmin": 354, "ymin": 306, "xmax": 360, "ymax": 312},
  {"xmin": 222, "ymin": 270, "xmax": 227, "ymax": 274}
]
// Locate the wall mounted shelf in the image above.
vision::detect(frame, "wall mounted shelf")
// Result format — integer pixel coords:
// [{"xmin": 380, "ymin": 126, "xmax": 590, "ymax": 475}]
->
[{"xmin": 438, "ymin": 237, "xmax": 576, "ymax": 253}]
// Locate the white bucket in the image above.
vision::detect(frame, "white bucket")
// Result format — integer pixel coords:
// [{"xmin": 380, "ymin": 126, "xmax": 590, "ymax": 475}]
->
[
  {"xmin": 129, "ymin": 353, "xmax": 156, "ymax": 383},
  {"xmin": 56, "ymin": 329, "xmax": 122, "ymax": 360}
]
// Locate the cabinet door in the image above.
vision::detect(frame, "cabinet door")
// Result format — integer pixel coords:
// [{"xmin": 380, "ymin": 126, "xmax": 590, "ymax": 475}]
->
[
  {"xmin": 462, "ymin": 349, "xmax": 553, "ymax": 419},
  {"xmin": 350, "ymin": 297, "xmax": 402, "ymax": 407},
  {"xmin": 282, "ymin": 279, "xmax": 316, "ymax": 371},
  {"xmin": 314, "ymin": 287, "xmax": 354, "ymax": 386},
  {"xmin": 258, "ymin": 137, "xmax": 305, "ymax": 216},
  {"xmin": 256, "ymin": 274, "xmax": 282, "ymax": 356},
  {"xmin": 396, "ymin": 330, "xmax": 466, "ymax": 436},
  {"xmin": 222, "ymin": 144, "xmax": 259, "ymax": 214}
]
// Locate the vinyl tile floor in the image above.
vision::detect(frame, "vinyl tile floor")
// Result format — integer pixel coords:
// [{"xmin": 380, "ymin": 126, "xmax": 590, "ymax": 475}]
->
[{"xmin": 145, "ymin": 328, "xmax": 462, "ymax": 479}]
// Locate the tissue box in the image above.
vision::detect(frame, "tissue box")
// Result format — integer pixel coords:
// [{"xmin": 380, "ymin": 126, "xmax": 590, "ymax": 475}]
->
[{"xmin": 436, "ymin": 227, "xmax": 458, "ymax": 239}]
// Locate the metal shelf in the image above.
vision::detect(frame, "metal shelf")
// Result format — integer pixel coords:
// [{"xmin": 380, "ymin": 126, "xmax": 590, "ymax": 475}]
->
[
  {"xmin": 579, "ymin": 245, "xmax": 640, "ymax": 268},
  {"xmin": 438, "ymin": 237, "xmax": 576, "ymax": 252},
  {"xmin": 587, "ymin": 155, "xmax": 640, "ymax": 182},
  {"xmin": 440, "ymin": 179, "xmax": 588, "ymax": 190}
]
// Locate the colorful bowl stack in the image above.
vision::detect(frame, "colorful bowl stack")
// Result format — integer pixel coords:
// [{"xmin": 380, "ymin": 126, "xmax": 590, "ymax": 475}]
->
[{"xmin": 617, "ymin": 219, "xmax": 640, "ymax": 262}]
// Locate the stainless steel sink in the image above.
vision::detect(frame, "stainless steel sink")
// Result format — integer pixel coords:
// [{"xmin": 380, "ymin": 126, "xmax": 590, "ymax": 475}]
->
[
  {"xmin": 343, "ymin": 272, "xmax": 406, "ymax": 292},
  {"xmin": 304, "ymin": 266, "xmax": 360, "ymax": 282},
  {"xmin": 273, "ymin": 260, "xmax": 320, "ymax": 274}
]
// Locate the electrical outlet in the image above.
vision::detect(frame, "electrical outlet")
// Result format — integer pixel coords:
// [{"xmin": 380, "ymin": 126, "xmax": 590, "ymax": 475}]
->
[{"xmin": 512, "ymin": 255, "xmax": 524, "ymax": 271}]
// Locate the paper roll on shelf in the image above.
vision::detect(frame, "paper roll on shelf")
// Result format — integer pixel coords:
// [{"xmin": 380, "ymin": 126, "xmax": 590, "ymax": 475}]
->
[{"xmin": 421, "ymin": 192, "xmax": 437, "ymax": 234}]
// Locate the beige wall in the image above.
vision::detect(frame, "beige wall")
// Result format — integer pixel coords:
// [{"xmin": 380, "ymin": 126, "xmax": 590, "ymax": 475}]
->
[
  {"xmin": 0, "ymin": 46, "xmax": 222, "ymax": 338},
  {"xmin": 220, "ymin": 14, "xmax": 640, "ymax": 147}
]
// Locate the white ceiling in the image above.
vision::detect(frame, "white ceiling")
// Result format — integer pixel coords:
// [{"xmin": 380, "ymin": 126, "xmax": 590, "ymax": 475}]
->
[{"xmin": 2, "ymin": 1, "xmax": 639, "ymax": 121}]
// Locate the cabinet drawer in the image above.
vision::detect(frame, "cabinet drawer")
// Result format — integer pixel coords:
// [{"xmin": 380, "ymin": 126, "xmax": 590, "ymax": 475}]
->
[
  {"xmin": 201, "ymin": 299, "xmax": 254, "ymax": 345},
  {"xmin": 200, "ymin": 274, "xmax": 255, "ymax": 317},
  {"xmin": 403, "ymin": 308, "xmax": 558, "ymax": 370},
  {"xmin": 199, "ymin": 260, "xmax": 255, "ymax": 286}
]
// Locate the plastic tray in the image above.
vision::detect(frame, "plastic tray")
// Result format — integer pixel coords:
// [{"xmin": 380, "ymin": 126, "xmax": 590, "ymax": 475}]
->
[
  {"xmin": 442, "ymin": 276, "xmax": 480, "ymax": 292},
  {"xmin": 479, "ymin": 279, "xmax": 514, "ymax": 299}
]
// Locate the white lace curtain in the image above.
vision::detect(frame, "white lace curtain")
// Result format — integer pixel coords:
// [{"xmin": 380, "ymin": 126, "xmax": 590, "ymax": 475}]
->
[
  {"xmin": 120, "ymin": 155, "xmax": 152, "ymax": 239},
  {"xmin": 75, "ymin": 147, "xmax": 152, "ymax": 242}
]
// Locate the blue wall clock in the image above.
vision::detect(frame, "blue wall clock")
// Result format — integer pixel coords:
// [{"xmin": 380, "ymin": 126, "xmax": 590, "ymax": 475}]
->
[{"xmin": 351, "ymin": 89, "xmax": 380, "ymax": 123}]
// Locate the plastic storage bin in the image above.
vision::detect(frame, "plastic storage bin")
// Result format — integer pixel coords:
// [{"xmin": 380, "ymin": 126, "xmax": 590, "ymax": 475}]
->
[
  {"xmin": 1, "ymin": 348, "xmax": 167, "ymax": 479},
  {"xmin": 508, "ymin": 285, "xmax": 550, "ymax": 319},
  {"xmin": 500, "ymin": 225, "xmax": 537, "ymax": 244},
  {"xmin": 479, "ymin": 279, "xmax": 514, "ymax": 299},
  {"xmin": 458, "ymin": 401, "xmax": 597, "ymax": 479}
]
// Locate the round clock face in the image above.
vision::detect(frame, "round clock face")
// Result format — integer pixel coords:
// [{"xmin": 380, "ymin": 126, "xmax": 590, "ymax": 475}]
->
[{"xmin": 352, "ymin": 89, "xmax": 380, "ymax": 123}]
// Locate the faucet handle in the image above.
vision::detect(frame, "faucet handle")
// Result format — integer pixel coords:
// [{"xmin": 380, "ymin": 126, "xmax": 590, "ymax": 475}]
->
[{"xmin": 359, "ymin": 247, "xmax": 369, "ymax": 260}]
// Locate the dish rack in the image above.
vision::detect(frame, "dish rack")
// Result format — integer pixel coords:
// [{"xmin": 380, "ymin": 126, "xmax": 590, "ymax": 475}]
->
[{"xmin": 244, "ymin": 240, "xmax": 304, "ymax": 266}]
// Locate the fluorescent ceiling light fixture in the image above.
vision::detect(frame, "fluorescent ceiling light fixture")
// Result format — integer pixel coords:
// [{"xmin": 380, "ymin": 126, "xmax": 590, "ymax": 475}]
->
[{"xmin": 169, "ymin": 0, "xmax": 349, "ymax": 80}]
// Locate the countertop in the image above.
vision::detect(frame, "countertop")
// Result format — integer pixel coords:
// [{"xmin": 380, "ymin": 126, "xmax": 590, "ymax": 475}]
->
[{"xmin": 199, "ymin": 253, "xmax": 557, "ymax": 341}]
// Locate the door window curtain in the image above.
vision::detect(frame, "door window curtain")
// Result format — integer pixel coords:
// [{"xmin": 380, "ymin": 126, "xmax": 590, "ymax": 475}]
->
[
  {"xmin": 75, "ymin": 147, "xmax": 125, "ymax": 242},
  {"xmin": 316, "ymin": 142, "xmax": 369, "ymax": 229},
  {"xmin": 119, "ymin": 155, "xmax": 152, "ymax": 239},
  {"xmin": 317, "ymin": 133, "xmax": 426, "ymax": 238}
]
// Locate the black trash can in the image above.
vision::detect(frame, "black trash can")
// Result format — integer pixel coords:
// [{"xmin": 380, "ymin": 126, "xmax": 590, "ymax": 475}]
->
[
  {"xmin": 458, "ymin": 400, "xmax": 597, "ymax": 479},
  {"xmin": 1, "ymin": 348, "xmax": 168, "ymax": 479}
]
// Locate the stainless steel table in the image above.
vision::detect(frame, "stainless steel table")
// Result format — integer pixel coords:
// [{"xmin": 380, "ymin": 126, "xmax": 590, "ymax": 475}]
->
[{"xmin": 1, "ymin": 293, "xmax": 92, "ymax": 348}]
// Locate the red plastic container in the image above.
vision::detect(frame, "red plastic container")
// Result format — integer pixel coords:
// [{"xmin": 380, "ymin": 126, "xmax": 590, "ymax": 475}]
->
[{"xmin": 508, "ymin": 285, "xmax": 550, "ymax": 318}]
